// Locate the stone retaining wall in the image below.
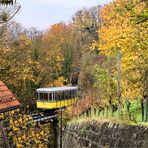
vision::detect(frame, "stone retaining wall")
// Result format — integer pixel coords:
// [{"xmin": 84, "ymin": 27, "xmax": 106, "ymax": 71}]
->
[{"xmin": 62, "ymin": 121, "xmax": 148, "ymax": 148}]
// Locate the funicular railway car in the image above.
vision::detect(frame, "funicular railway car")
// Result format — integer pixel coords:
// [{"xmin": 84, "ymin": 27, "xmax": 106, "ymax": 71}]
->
[{"xmin": 36, "ymin": 86, "xmax": 78, "ymax": 110}]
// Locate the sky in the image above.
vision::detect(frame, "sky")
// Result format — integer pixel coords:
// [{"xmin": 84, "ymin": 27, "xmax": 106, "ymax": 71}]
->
[{"xmin": 14, "ymin": 0, "xmax": 112, "ymax": 31}]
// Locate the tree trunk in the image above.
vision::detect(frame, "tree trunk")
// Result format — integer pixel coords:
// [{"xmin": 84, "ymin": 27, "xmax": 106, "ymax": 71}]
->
[
  {"xmin": 141, "ymin": 99, "xmax": 144, "ymax": 121},
  {"xmin": 109, "ymin": 96, "xmax": 114, "ymax": 116},
  {"xmin": 126, "ymin": 100, "xmax": 131, "ymax": 120},
  {"xmin": 106, "ymin": 106, "xmax": 108, "ymax": 117},
  {"xmin": 98, "ymin": 106, "xmax": 100, "ymax": 116},
  {"xmin": 146, "ymin": 98, "xmax": 148, "ymax": 122},
  {"xmin": 117, "ymin": 51, "xmax": 121, "ymax": 115}
]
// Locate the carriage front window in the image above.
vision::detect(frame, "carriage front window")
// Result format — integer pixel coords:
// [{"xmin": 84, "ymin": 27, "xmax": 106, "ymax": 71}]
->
[
  {"xmin": 39, "ymin": 93, "xmax": 48, "ymax": 101},
  {"xmin": 39, "ymin": 93, "xmax": 44, "ymax": 100},
  {"xmin": 55, "ymin": 92, "xmax": 61, "ymax": 101}
]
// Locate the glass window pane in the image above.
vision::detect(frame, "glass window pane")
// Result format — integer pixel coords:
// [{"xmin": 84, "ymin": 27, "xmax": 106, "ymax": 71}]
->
[
  {"xmin": 40, "ymin": 93, "xmax": 44, "ymax": 100},
  {"xmin": 61, "ymin": 92, "xmax": 64, "ymax": 100},
  {"xmin": 49, "ymin": 93, "xmax": 52, "ymax": 101},
  {"xmin": 55, "ymin": 92, "xmax": 60, "ymax": 101},
  {"xmin": 44, "ymin": 93, "xmax": 48, "ymax": 101},
  {"xmin": 38, "ymin": 93, "xmax": 40, "ymax": 100}
]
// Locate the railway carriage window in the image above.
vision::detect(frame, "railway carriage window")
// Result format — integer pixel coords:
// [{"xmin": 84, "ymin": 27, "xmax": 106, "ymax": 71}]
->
[
  {"xmin": 44, "ymin": 93, "xmax": 48, "ymax": 101},
  {"xmin": 72, "ymin": 91, "xmax": 74, "ymax": 98},
  {"xmin": 49, "ymin": 93, "xmax": 52, "ymax": 101},
  {"xmin": 68, "ymin": 91, "xmax": 71, "ymax": 98},
  {"xmin": 70, "ymin": 91, "xmax": 72, "ymax": 98},
  {"xmin": 39, "ymin": 93, "xmax": 44, "ymax": 100},
  {"xmin": 54, "ymin": 93, "xmax": 56, "ymax": 101},
  {"xmin": 55, "ymin": 92, "xmax": 61, "ymax": 101},
  {"xmin": 58, "ymin": 92, "xmax": 61, "ymax": 101},
  {"xmin": 57, "ymin": 92, "xmax": 59, "ymax": 101},
  {"xmin": 70, "ymin": 91, "xmax": 73, "ymax": 99},
  {"xmin": 68, "ymin": 91, "xmax": 71, "ymax": 99},
  {"xmin": 39, "ymin": 93, "xmax": 48, "ymax": 101},
  {"xmin": 61, "ymin": 91, "xmax": 65, "ymax": 100},
  {"xmin": 66, "ymin": 91, "xmax": 68, "ymax": 99},
  {"xmin": 73, "ymin": 91, "xmax": 75, "ymax": 97},
  {"xmin": 38, "ymin": 93, "xmax": 40, "ymax": 100},
  {"xmin": 59, "ymin": 92, "xmax": 62, "ymax": 100},
  {"xmin": 71, "ymin": 91, "xmax": 74, "ymax": 98},
  {"xmin": 64, "ymin": 92, "xmax": 66, "ymax": 99},
  {"xmin": 65, "ymin": 92, "xmax": 68, "ymax": 99}
]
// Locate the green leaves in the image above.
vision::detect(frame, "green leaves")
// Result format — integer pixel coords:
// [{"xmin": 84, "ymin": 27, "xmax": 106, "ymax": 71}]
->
[{"xmin": 133, "ymin": 11, "xmax": 148, "ymax": 24}]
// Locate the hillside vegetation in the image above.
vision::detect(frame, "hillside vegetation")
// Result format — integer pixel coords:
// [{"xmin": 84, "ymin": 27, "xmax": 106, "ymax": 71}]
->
[{"xmin": 0, "ymin": 0, "xmax": 148, "ymax": 147}]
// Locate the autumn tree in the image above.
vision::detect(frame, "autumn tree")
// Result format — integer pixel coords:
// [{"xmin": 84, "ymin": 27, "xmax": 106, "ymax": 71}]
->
[
  {"xmin": 42, "ymin": 23, "xmax": 76, "ymax": 86},
  {"xmin": 71, "ymin": 7, "xmax": 100, "ymax": 68},
  {"xmin": 0, "ymin": 22, "xmax": 46, "ymax": 111},
  {"xmin": 94, "ymin": 0, "xmax": 148, "ymax": 119}
]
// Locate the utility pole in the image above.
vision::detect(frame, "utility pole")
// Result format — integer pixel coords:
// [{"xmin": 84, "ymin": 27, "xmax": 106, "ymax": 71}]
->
[
  {"xmin": 59, "ymin": 109, "xmax": 62, "ymax": 148},
  {"xmin": 52, "ymin": 117, "xmax": 58, "ymax": 148}
]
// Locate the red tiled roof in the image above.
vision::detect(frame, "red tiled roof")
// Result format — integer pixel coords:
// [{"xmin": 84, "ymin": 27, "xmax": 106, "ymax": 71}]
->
[{"xmin": 0, "ymin": 81, "xmax": 20, "ymax": 113}]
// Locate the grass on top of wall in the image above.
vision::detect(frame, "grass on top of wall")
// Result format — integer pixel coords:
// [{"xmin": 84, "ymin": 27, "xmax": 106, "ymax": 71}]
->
[{"xmin": 68, "ymin": 100, "xmax": 148, "ymax": 126}]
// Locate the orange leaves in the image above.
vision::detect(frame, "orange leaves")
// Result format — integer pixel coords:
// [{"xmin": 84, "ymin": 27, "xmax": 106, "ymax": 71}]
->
[
  {"xmin": 43, "ymin": 23, "xmax": 68, "ymax": 44},
  {"xmin": 71, "ymin": 95, "xmax": 95, "ymax": 117},
  {"xmin": 42, "ymin": 22, "xmax": 71, "ymax": 60},
  {"xmin": 48, "ymin": 23, "xmax": 66, "ymax": 35}
]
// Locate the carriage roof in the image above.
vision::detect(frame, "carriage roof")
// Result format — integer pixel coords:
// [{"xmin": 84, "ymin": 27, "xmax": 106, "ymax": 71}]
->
[{"xmin": 36, "ymin": 86, "xmax": 78, "ymax": 93}]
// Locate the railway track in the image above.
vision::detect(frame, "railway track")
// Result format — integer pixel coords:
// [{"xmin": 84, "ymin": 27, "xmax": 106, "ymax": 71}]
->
[{"xmin": 27, "ymin": 113, "xmax": 57, "ymax": 124}]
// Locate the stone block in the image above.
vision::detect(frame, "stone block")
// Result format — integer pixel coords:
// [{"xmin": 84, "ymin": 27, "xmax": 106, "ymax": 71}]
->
[
  {"xmin": 78, "ymin": 137, "xmax": 90, "ymax": 147},
  {"xmin": 88, "ymin": 142, "xmax": 103, "ymax": 148}
]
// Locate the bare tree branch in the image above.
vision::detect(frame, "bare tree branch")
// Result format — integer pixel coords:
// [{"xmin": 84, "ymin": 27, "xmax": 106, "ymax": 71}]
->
[{"xmin": 0, "ymin": 5, "xmax": 20, "ymax": 24}]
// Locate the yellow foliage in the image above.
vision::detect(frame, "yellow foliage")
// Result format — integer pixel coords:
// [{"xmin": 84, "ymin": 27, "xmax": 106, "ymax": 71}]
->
[
  {"xmin": 93, "ymin": 0, "xmax": 148, "ymax": 100},
  {"xmin": 1, "ymin": 110, "xmax": 51, "ymax": 147},
  {"xmin": 48, "ymin": 76, "xmax": 67, "ymax": 87}
]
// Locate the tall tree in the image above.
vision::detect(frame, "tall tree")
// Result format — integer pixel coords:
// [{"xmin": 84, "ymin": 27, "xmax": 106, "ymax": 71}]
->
[{"xmin": 94, "ymin": 0, "xmax": 148, "ymax": 117}]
